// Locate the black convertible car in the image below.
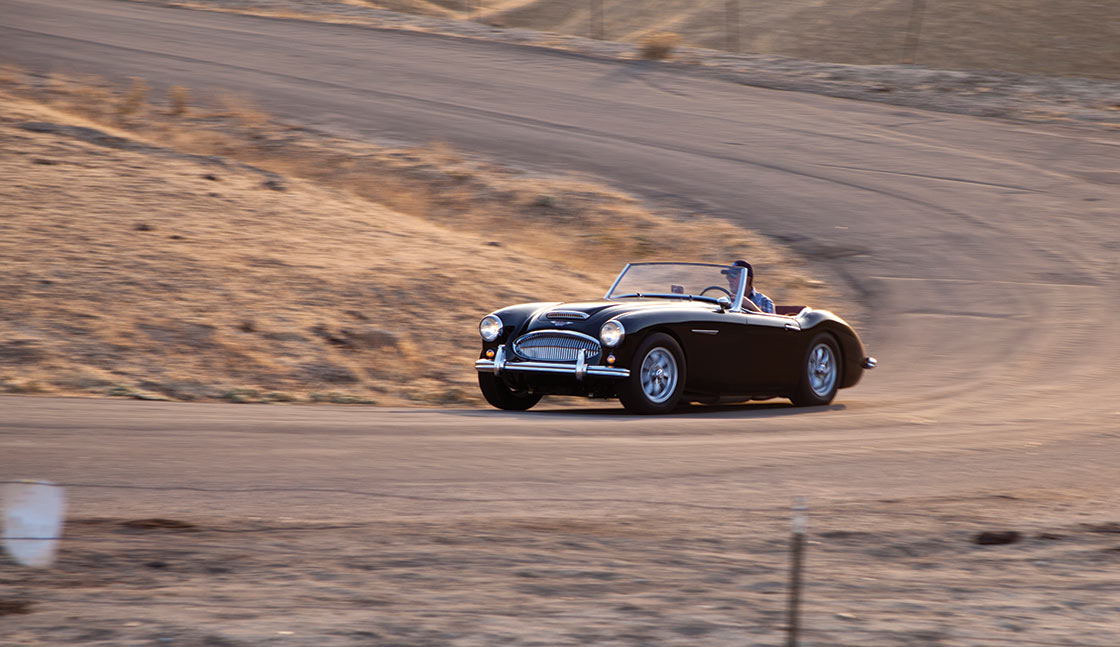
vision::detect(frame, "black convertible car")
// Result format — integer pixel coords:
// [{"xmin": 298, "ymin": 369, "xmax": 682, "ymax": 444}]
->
[{"xmin": 474, "ymin": 262, "xmax": 875, "ymax": 414}]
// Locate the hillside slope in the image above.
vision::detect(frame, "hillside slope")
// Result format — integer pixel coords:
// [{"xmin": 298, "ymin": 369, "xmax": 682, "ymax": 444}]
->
[{"xmin": 388, "ymin": 0, "xmax": 1120, "ymax": 79}]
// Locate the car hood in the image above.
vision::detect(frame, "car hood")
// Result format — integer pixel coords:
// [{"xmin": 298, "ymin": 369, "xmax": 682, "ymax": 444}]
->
[{"xmin": 521, "ymin": 298, "xmax": 717, "ymax": 334}]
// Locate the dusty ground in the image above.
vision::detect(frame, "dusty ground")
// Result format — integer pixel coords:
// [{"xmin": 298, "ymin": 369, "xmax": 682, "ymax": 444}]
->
[
  {"xmin": 4, "ymin": 501, "xmax": 1119, "ymax": 647},
  {"xmin": 0, "ymin": 74, "xmax": 827, "ymax": 405},
  {"xmin": 2, "ymin": 398, "xmax": 1120, "ymax": 647}
]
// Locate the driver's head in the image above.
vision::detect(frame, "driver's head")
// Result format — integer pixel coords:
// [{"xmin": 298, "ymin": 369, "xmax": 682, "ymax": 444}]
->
[{"xmin": 722, "ymin": 260, "xmax": 753, "ymax": 293}]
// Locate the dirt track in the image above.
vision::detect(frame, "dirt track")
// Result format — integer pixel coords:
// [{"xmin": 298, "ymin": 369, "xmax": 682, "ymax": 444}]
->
[{"xmin": 2, "ymin": 0, "xmax": 1120, "ymax": 645}]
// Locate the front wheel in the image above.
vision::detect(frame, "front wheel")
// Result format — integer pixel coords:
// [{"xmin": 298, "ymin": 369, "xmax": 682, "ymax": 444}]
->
[
  {"xmin": 790, "ymin": 333, "xmax": 841, "ymax": 406},
  {"xmin": 478, "ymin": 373, "xmax": 542, "ymax": 411},
  {"xmin": 618, "ymin": 333, "xmax": 686, "ymax": 414}
]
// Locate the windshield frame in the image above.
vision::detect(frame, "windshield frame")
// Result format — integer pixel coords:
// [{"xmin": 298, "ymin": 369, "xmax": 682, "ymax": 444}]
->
[{"xmin": 604, "ymin": 262, "xmax": 748, "ymax": 312}]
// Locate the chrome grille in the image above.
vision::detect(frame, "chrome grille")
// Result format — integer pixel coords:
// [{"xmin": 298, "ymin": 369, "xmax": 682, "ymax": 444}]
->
[{"xmin": 512, "ymin": 331, "xmax": 601, "ymax": 362}]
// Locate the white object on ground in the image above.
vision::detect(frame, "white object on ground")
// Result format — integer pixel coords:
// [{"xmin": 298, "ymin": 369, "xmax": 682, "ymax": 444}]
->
[{"xmin": 3, "ymin": 481, "xmax": 66, "ymax": 568}]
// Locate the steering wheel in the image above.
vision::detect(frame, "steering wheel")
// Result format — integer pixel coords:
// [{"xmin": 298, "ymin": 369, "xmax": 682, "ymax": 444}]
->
[{"xmin": 699, "ymin": 286, "xmax": 732, "ymax": 298}]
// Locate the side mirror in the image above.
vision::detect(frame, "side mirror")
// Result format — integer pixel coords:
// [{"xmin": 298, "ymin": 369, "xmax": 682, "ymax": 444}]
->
[{"xmin": 716, "ymin": 297, "xmax": 731, "ymax": 312}]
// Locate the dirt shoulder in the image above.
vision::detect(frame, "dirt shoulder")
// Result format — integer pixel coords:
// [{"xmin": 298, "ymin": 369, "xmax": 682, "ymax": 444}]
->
[
  {"xmin": 0, "ymin": 74, "xmax": 828, "ymax": 405},
  {"xmin": 126, "ymin": 0, "xmax": 1120, "ymax": 130}
]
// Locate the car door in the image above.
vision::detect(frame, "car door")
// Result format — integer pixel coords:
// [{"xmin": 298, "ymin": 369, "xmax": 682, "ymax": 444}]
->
[
  {"xmin": 722, "ymin": 312, "xmax": 802, "ymax": 393},
  {"xmin": 675, "ymin": 312, "xmax": 744, "ymax": 393}
]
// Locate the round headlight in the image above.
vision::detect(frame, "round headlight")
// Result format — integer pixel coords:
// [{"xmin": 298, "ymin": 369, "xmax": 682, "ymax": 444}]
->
[
  {"xmin": 600, "ymin": 320, "xmax": 625, "ymax": 348},
  {"xmin": 479, "ymin": 314, "xmax": 503, "ymax": 342}
]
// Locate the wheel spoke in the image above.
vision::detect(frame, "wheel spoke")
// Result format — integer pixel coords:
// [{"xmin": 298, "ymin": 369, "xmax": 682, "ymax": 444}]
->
[
  {"xmin": 640, "ymin": 348, "xmax": 677, "ymax": 403},
  {"xmin": 807, "ymin": 343, "xmax": 836, "ymax": 397}
]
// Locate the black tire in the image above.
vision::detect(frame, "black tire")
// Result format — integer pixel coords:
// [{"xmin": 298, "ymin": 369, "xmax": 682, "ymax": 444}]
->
[
  {"xmin": 478, "ymin": 373, "xmax": 543, "ymax": 411},
  {"xmin": 618, "ymin": 333, "xmax": 686, "ymax": 414},
  {"xmin": 790, "ymin": 332, "xmax": 841, "ymax": 407}
]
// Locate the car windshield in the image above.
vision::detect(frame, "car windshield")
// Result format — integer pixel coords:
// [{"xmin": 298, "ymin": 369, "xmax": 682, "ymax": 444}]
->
[{"xmin": 605, "ymin": 262, "xmax": 746, "ymax": 306}]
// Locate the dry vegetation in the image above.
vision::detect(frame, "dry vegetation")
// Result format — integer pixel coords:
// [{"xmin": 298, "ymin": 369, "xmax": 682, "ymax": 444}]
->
[
  {"xmin": 0, "ymin": 68, "xmax": 827, "ymax": 406},
  {"xmin": 638, "ymin": 32, "xmax": 681, "ymax": 61}
]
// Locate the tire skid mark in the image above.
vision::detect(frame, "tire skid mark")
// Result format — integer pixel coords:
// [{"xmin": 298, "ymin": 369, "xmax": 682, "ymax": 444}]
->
[{"xmin": 814, "ymin": 162, "xmax": 1044, "ymax": 193}]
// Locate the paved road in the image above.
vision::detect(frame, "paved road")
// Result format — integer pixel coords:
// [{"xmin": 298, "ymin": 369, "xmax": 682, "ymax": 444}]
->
[{"xmin": 2, "ymin": 0, "xmax": 1119, "ymax": 516}]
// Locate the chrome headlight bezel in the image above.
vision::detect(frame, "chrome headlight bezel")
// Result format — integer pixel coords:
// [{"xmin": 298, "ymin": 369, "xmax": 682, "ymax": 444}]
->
[
  {"xmin": 599, "ymin": 320, "xmax": 625, "ymax": 348},
  {"xmin": 479, "ymin": 314, "xmax": 503, "ymax": 342}
]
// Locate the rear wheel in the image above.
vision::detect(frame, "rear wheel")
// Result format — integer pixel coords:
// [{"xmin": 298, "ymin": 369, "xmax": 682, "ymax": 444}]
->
[
  {"xmin": 790, "ymin": 333, "xmax": 841, "ymax": 406},
  {"xmin": 478, "ymin": 373, "xmax": 542, "ymax": 411},
  {"xmin": 618, "ymin": 333, "xmax": 686, "ymax": 414}
]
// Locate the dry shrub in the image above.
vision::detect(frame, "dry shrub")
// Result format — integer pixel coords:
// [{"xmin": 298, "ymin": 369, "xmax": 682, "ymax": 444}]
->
[
  {"xmin": 217, "ymin": 92, "xmax": 269, "ymax": 128},
  {"xmin": 168, "ymin": 85, "xmax": 190, "ymax": 116},
  {"xmin": 116, "ymin": 77, "xmax": 150, "ymax": 119},
  {"xmin": 639, "ymin": 32, "xmax": 681, "ymax": 60},
  {"xmin": 0, "ymin": 63, "xmax": 27, "ymax": 85}
]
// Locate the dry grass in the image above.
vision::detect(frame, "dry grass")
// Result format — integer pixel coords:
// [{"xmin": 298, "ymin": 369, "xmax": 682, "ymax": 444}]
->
[
  {"xmin": 638, "ymin": 31, "xmax": 680, "ymax": 60},
  {"xmin": 0, "ymin": 69, "xmax": 828, "ymax": 406},
  {"xmin": 167, "ymin": 85, "xmax": 191, "ymax": 116},
  {"xmin": 116, "ymin": 77, "xmax": 151, "ymax": 119}
]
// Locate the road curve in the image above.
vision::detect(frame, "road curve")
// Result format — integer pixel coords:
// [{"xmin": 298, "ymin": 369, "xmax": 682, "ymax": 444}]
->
[{"xmin": 2, "ymin": 0, "xmax": 1120, "ymax": 511}]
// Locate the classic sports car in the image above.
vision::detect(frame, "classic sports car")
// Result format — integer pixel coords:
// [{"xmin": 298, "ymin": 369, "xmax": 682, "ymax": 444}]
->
[{"xmin": 474, "ymin": 262, "xmax": 876, "ymax": 414}]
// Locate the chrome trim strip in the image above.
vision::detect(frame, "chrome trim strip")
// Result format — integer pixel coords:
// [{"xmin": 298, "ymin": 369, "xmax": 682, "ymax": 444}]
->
[
  {"xmin": 862, "ymin": 357, "xmax": 878, "ymax": 369},
  {"xmin": 691, "ymin": 329, "xmax": 719, "ymax": 335},
  {"xmin": 732, "ymin": 266, "xmax": 748, "ymax": 313},
  {"xmin": 744, "ymin": 314, "xmax": 793, "ymax": 329},
  {"xmin": 604, "ymin": 263, "xmax": 632, "ymax": 299},
  {"xmin": 516, "ymin": 330, "xmax": 600, "ymax": 344},
  {"xmin": 475, "ymin": 358, "xmax": 631, "ymax": 379}
]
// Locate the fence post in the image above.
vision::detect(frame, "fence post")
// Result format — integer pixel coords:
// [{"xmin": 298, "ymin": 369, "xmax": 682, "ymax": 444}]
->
[
  {"xmin": 590, "ymin": 0, "xmax": 603, "ymax": 40},
  {"xmin": 786, "ymin": 496, "xmax": 807, "ymax": 647},
  {"xmin": 902, "ymin": 0, "xmax": 926, "ymax": 64},
  {"xmin": 725, "ymin": 0, "xmax": 740, "ymax": 53}
]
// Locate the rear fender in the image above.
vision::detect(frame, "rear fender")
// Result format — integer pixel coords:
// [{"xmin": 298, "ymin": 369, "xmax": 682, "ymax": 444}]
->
[{"xmin": 798, "ymin": 309, "xmax": 868, "ymax": 389}]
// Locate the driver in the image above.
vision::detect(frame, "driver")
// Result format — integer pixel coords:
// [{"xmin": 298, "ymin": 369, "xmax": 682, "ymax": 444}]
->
[{"xmin": 722, "ymin": 260, "xmax": 774, "ymax": 313}]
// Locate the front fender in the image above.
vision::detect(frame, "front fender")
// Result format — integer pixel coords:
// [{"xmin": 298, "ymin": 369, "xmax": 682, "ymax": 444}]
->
[
  {"xmin": 481, "ymin": 302, "xmax": 561, "ymax": 350},
  {"xmin": 607, "ymin": 307, "xmax": 725, "ymax": 366}
]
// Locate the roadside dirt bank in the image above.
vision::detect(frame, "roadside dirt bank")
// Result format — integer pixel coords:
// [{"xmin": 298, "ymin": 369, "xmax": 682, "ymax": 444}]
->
[{"xmin": 127, "ymin": 0, "xmax": 1120, "ymax": 130}]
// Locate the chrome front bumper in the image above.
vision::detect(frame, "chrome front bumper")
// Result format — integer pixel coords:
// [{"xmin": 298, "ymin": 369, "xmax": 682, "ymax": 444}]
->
[{"xmin": 475, "ymin": 344, "xmax": 630, "ymax": 381}]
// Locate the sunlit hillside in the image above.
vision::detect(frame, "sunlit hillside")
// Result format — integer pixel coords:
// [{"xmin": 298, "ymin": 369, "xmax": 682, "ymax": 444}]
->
[{"xmin": 358, "ymin": 0, "xmax": 1120, "ymax": 79}]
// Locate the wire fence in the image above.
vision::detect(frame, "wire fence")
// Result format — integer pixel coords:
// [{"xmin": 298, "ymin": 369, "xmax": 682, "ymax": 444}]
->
[
  {"xmin": 3, "ymin": 479, "xmax": 1117, "ymax": 647},
  {"xmin": 454, "ymin": 0, "xmax": 1118, "ymax": 79},
  {"xmin": 465, "ymin": 0, "xmax": 930, "ymax": 61}
]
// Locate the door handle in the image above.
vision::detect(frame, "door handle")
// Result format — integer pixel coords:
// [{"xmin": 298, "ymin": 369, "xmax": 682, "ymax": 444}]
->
[{"xmin": 784, "ymin": 323, "xmax": 799, "ymax": 331}]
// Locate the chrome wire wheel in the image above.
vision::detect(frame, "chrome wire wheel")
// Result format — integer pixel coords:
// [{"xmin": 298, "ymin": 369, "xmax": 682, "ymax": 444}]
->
[
  {"xmin": 807, "ymin": 342, "xmax": 838, "ymax": 398},
  {"xmin": 640, "ymin": 347, "xmax": 678, "ymax": 404}
]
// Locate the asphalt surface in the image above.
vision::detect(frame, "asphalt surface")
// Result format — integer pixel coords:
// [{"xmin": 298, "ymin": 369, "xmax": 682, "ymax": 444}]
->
[{"xmin": 2, "ymin": 0, "xmax": 1120, "ymax": 518}]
